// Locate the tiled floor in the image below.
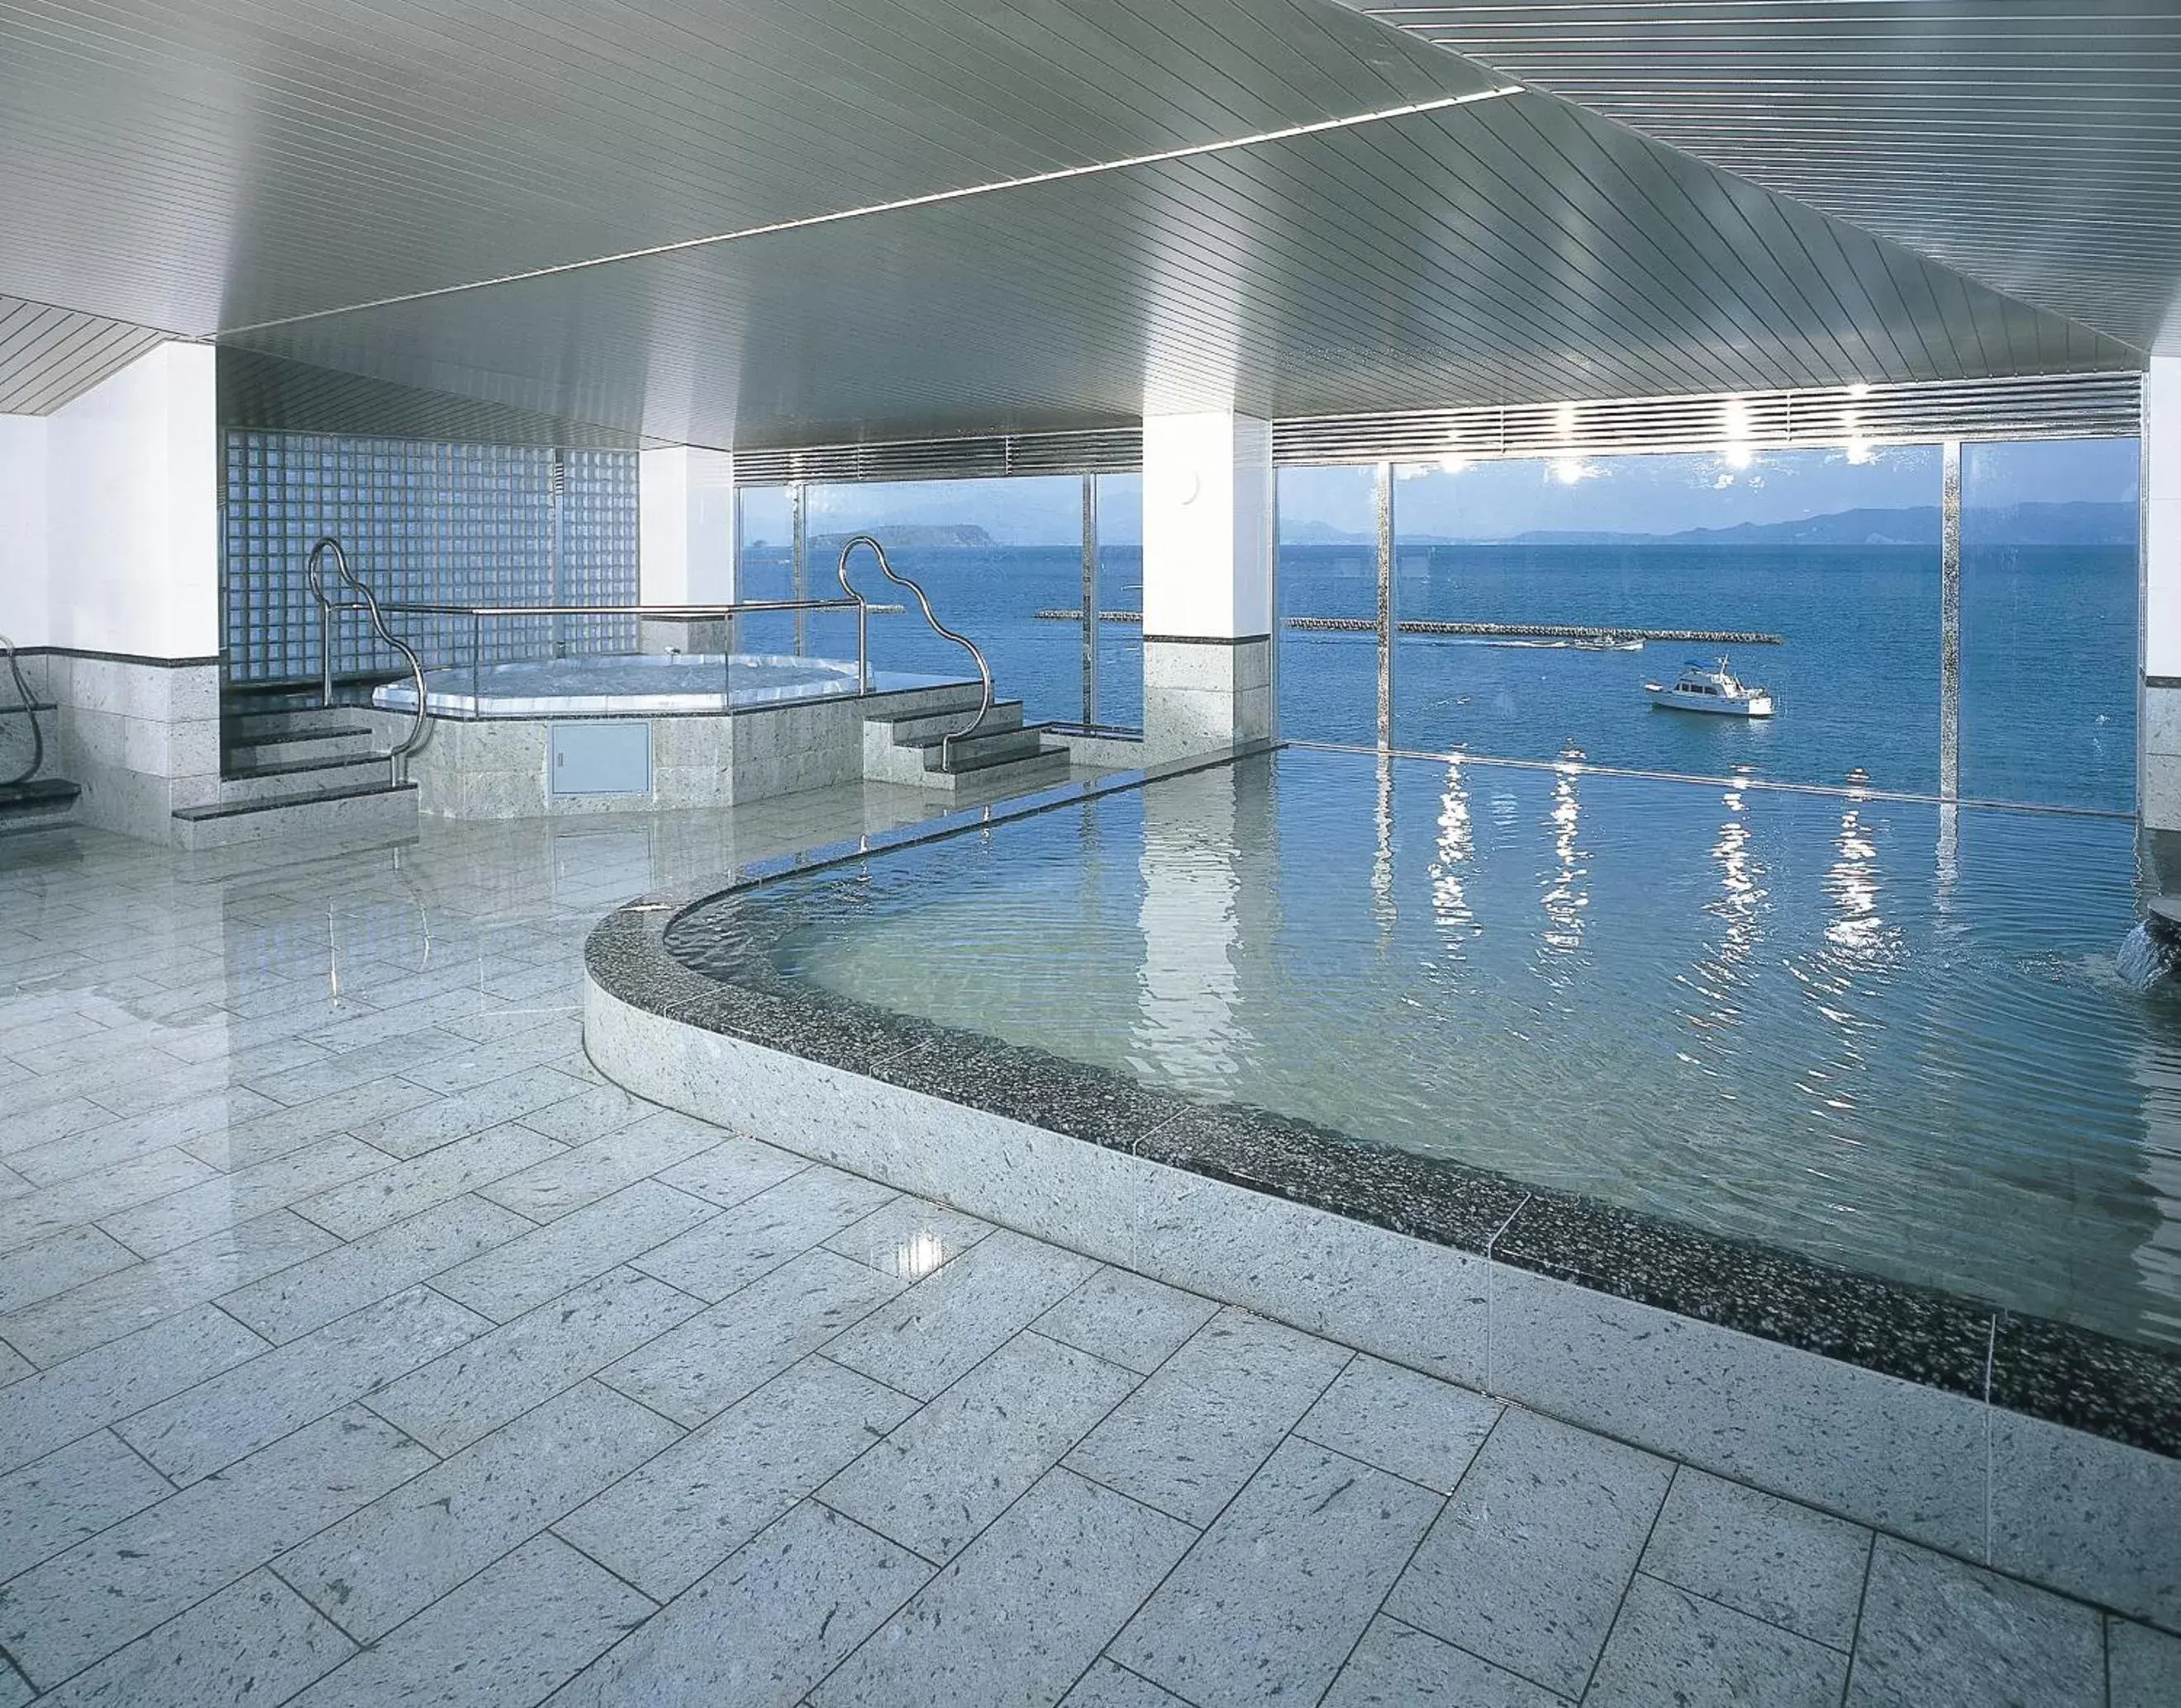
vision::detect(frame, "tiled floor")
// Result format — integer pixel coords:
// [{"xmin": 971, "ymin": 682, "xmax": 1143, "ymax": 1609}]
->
[{"xmin": 0, "ymin": 785, "xmax": 2176, "ymax": 1707}]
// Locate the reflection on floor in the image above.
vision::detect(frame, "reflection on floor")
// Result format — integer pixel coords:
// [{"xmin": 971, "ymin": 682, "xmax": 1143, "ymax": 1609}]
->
[{"xmin": 0, "ymin": 783, "xmax": 2173, "ymax": 1707}]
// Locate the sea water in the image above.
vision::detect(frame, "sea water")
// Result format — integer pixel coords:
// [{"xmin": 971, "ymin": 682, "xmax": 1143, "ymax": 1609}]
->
[{"xmin": 741, "ymin": 540, "xmax": 2137, "ymax": 814}]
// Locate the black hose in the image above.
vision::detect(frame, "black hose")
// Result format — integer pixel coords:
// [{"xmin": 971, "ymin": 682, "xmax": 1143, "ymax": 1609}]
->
[{"xmin": 0, "ymin": 635, "xmax": 45, "ymax": 788}]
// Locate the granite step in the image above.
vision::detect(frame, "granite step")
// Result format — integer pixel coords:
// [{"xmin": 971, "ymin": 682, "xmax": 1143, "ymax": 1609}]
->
[
  {"xmin": 916, "ymin": 745, "xmax": 1073, "ymax": 795},
  {"xmin": 171, "ymin": 777, "xmax": 417, "ymax": 851},
  {"xmin": 225, "ymin": 725, "xmax": 382, "ymax": 766},
  {"xmin": 0, "ymin": 777, "xmax": 79, "ymax": 829},
  {"xmin": 227, "ymin": 706, "xmax": 376, "ymax": 743},
  {"xmin": 217, "ymin": 750, "xmax": 394, "ymax": 802},
  {"xmin": 917, "ymin": 724, "xmax": 1051, "ymax": 772},
  {"xmin": 879, "ymin": 699, "xmax": 1025, "ymax": 747}
]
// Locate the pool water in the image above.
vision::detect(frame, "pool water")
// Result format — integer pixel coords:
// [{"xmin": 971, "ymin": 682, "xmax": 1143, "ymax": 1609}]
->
[
  {"xmin": 674, "ymin": 748, "xmax": 2181, "ymax": 1351},
  {"xmin": 374, "ymin": 652, "xmax": 957, "ymax": 716}
]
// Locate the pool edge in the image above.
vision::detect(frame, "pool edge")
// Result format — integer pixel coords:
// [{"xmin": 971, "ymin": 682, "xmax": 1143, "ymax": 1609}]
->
[
  {"xmin": 580, "ymin": 748, "xmax": 2181, "ymax": 1633},
  {"xmin": 582, "ymin": 965, "xmax": 2179, "ymax": 1633}
]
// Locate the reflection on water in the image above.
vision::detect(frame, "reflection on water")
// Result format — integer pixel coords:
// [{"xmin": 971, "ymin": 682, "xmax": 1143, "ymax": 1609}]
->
[
  {"xmin": 2131, "ymin": 1036, "xmax": 2181, "ymax": 1342},
  {"xmin": 1371, "ymin": 756, "xmax": 1398, "ymax": 940},
  {"xmin": 715, "ymin": 749, "xmax": 2181, "ymax": 1350},
  {"xmin": 1936, "ymin": 800, "xmax": 1960, "ymax": 911},
  {"xmin": 1710, "ymin": 780, "xmax": 1764, "ymax": 976},
  {"xmin": 1538, "ymin": 759, "xmax": 1588, "ymax": 964},
  {"xmin": 1676, "ymin": 778, "xmax": 1766, "ymax": 1065},
  {"xmin": 1823, "ymin": 793, "xmax": 1898, "ymax": 968},
  {"xmin": 1430, "ymin": 756, "xmax": 1477, "ymax": 942},
  {"xmin": 1129, "ymin": 775, "xmax": 1246, "ymax": 1097}
]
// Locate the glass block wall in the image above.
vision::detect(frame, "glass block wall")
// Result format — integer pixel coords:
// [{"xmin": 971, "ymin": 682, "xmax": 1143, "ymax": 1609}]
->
[{"xmin": 221, "ymin": 431, "xmax": 640, "ymax": 686}]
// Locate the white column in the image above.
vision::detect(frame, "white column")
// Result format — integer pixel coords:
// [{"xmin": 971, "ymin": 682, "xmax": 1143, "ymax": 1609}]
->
[
  {"xmin": 35, "ymin": 340, "xmax": 221, "ymax": 840},
  {"xmin": 1139, "ymin": 411, "xmax": 1274, "ymax": 759},
  {"xmin": 45, "ymin": 341, "xmax": 217, "ymax": 659},
  {"xmin": 637, "ymin": 445, "xmax": 736, "ymax": 652},
  {"xmin": 2142, "ymin": 359, "xmax": 2181, "ymax": 835},
  {"xmin": 0, "ymin": 414, "xmax": 49, "ymax": 649}
]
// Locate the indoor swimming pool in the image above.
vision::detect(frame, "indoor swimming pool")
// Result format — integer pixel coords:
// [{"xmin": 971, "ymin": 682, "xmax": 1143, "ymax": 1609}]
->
[
  {"xmin": 665, "ymin": 747, "xmax": 2181, "ymax": 1355},
  {"xmin": 373, "ymin": 651, "xmax": 955, "ymax": 717}
]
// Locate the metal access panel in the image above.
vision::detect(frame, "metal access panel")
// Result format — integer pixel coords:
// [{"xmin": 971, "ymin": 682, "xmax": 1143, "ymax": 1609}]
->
[{"xmin": 549, "ymin": 721, "xmax": 651, "ymax": 797}]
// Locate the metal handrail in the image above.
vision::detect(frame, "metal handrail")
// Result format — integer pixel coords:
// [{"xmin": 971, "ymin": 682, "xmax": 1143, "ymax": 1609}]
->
[
  {"xmin": 307, "ymin": 538, "xmax": 429, "ymax": 787},
  {"xmin": 369, "ymin": 597, "xmax": 863, "ymax": 618},
  {"xmin": 836, "ymin": 534, "xmax": 992, "ymax": 769},
  {"xmin": 0, "ymin": 632, "xmax": 45, "ymax": 788}
]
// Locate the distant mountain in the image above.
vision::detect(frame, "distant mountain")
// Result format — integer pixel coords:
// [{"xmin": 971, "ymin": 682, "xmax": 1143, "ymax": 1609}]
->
[
  {"xmin": 793, "ymin": 524, "xmax": 998, "ymax": 550},
  {"xmin": 1498, "ymin": 501, "xmax": 2135, "ymax": 549},
  {"xmin": 1503, "ymin": 510, "xmax": 1940, "ymax": 547},
  {"xmin": 1281, "ymin": 519, "xmax": 1372, "ymax": 545}
]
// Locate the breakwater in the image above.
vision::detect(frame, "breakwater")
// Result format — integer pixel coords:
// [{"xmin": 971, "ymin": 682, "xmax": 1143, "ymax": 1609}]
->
[{"xmin": 1035, "ymin": 611, "xmax": 1783, "ymax": 645}]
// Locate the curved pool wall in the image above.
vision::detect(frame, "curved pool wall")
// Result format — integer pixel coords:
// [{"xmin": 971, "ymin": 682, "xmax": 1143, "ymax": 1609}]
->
[
  {"xmin": 359, "ymin": 658, "xmax": 979, "ymax": 818},
  {"xmin": 583, "ymin": 747, "xmax": 2180, "ymax": 1631},
  {"xmin": 374, "ymin": 652, "xmax": 937, "ymax": 718}
]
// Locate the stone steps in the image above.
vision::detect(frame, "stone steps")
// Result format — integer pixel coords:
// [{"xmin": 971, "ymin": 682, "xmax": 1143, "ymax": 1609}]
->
[
  {"xmin": 170, "ymin": 775, "xmax": 417, "ymax": 850},
  {"xmin": 225, "ymin": 723, "xmax": 381, "ymax": 767},
  {"xmin": 878, "ymin": 698, "xmax": 1025, "ymax": 747},
  {"xmin": 180, "ymin": 703, "xmax": 418, "ymax": 849},
  {"xmin": 217, "ymin": 749, "xmax": 394, "ymax": 802},
  {"xmin": 0, "ymin": 777, "xmax": 80, "ymax": 830},
  {"xmin": 861, "ymin": 690, "xmax": 1072, "ymax": 794},
  {"xmin": 909, "ymin": 745, "xmax": 1073, "ymax": 795},
  {"xmin": 227, "ymin": 705, "xmax": 375, "ymax": 743}
]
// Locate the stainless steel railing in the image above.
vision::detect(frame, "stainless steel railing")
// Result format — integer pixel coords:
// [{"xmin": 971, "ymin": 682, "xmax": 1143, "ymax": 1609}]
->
[
  {"xmin": 836, "ymin": 534, "xmax": 992, "ymax": 768},
  {"xmin": 303, "ymin": 536, "xmax": 988, "ymax": 767},
  {"xmin": 307, "ymin": 537, "xmax": 431, "ymax": 786},
  {"xmin": 0, "ymin": 632, "xmax": 47, "ymax": 788}
]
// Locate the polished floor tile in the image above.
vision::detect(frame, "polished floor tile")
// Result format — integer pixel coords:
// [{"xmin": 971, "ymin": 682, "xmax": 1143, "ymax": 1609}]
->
[
  {"xmin": 1386, "ymin": 1407, "xmax": 1673, "ymax": 1697},
  {"xmin": 0, "ymin": 794, "xmax": 2164, "ymax": 1706}
]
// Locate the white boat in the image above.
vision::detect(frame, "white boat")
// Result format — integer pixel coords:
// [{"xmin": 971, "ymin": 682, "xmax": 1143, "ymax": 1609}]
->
[
  {"xmin": 1485, "ymin": 634, "xmax": 1645, "ymax": 652},
  {"xmin": 1645, "ymin": 657, "xmax": 1774, "ymax": 717}
]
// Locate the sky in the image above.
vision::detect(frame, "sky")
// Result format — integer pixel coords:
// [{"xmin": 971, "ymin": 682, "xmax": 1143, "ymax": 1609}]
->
[{"xmin": 743, "ymin": 438, "xmax": 2139, "ymax": 548}]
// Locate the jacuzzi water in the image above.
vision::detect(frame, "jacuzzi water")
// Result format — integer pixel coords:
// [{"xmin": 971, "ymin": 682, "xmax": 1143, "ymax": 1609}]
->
[
  {"xmin": 374, "ymin": 652, "xmax": 955, "ymax": 716},
  {"xmin": 669, "ymin": 746, "xmax": 2181, "ymax": 1351}
]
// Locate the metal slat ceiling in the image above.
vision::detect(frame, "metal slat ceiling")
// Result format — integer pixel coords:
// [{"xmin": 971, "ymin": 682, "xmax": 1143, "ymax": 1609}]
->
[
  {"xmin": 224, "ymin": 90, "xmax": 2131, "ymax": 450},
  {"xmin": 216, "ymin": 350, "xmax": 653, "ymax": 449},
  {"xmin": 733, "ymin": 371, "xmax": 2141, "ymax": 487},
  {"xmin": 0, "ymin": 294, "xmax": 169, "ymax": 414},
  {"xmin": 1274, "ymin": 370, "xmax": 2144, "ymax": 466},
  {"xmin": 1349, "ymin": 1, "xmax": 2181, "ymax": 354},
  {"xmin": 0, "ymin": 0, "xmax": 1491, "ymax": 334},
  {"xmin": 0, "ymin": 0, "xmax": 2159, "ymax": 432}
]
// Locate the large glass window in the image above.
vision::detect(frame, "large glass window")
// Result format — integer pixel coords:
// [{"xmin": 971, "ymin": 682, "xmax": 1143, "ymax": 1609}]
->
[
  {"xmin": 1276, "ymin": 464, "xmax": 1380, "ymax": 745},
  {"xmin": 733, "ymin": 485, "xmax": 801, "ymax": 656},
  {"xmin": 1094, "ymin": 472, "xmax": 1144, "ymax": 731},
  {"xmin": 736, "ymin": 474, "xmax": 1142, "ymax": 731},
  {"xmin": 1383, "ymin": 445, "xmax": 1945, "ymax": 792},
  {"xmin": 1961, "ymin": 439, "xmax": 2140, "ymax": 811}
]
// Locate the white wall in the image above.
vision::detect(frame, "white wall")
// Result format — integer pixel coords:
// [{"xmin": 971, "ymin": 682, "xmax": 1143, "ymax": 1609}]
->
[
  {"xmin": 0, "ymin": 414, "xmax": 49, "ymax": 649},
  {"xmin": 1141, "ymin": 412, "xmax": 1274, "ymax": 640},
  {"xmin": 45, "ymin": 341, "xmax": 218, "ymax": 659},
  {"xmin": 2147, "ymin": 356, "xmax": 2181, "ymax": 679},
  {"xmin": 639, "ymin": 445, "xmax": 736, "ymax": 605}
]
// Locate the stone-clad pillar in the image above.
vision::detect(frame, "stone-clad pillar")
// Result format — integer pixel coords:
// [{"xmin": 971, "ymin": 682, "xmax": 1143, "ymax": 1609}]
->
[
  {"xmin": 1139, "ymin": 412, "xmax": 1275, "ymax": 760},
  {"xmin": 2142, "ymin": 364, "xmax": 2181, "ymax": 868},
  {"xmin": 637, "ymin": 446, "xmax": 736, "ymax": 654}
]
